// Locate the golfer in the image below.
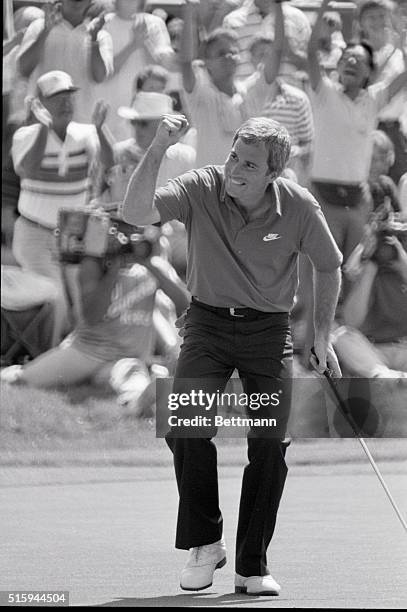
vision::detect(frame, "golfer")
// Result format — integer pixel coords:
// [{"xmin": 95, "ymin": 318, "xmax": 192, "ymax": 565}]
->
[{"xmin": 121, "ymin": 114, "xmax": 343, "ymax": 596}]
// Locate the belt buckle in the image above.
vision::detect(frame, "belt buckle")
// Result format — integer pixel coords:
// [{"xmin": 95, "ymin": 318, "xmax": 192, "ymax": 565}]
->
[{"xmin": 229, "ymin": 307, "xmax": 245, "ymax": 318}]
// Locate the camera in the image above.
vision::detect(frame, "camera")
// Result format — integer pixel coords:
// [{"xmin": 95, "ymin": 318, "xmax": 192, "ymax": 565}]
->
[
  {"xmin": 56, "ymin": 208, "xmax": 160, "ymax": 264},
  {"xmin": 370, "ymin": 212, "xmax": 407, "ymax": 265}
]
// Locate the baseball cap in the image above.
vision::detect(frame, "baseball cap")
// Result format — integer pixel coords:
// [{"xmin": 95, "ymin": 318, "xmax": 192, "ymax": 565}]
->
[
  {"xmin": 118, "ymin": 91, "xmax": 173, "ymax": 121},
  {"xmin": 36, "ymin": 71, "xmax": 79, "ymax": 98}
]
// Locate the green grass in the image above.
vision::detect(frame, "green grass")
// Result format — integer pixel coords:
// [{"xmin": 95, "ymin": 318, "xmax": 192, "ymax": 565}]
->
[{"xmin": 1, "ymin": 380, "xmax": 406, "ymax": 468}]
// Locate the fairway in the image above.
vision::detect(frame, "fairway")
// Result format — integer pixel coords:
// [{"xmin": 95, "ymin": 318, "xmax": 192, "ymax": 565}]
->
[{"xmin": 1, "ymin": 462, "xmax": 406, "ymax": 608}]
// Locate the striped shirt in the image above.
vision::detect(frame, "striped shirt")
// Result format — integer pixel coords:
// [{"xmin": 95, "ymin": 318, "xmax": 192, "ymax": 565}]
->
[
  {"xmin": 243, "ymin": 77, "xmax": 314, "ymax": 149},
  {"xmin": 223, "ymin": 0, "xmax": 311, "ymax": 86},
  {"xmin": 12, "ymin": 122, "xmax": 100, "ymax": 228}
]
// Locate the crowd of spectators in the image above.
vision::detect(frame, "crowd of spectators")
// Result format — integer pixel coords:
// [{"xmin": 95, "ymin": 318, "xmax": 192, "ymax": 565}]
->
[{"xmin": 2, "ymin": 0, "xmax": 407, "ymax": 404}]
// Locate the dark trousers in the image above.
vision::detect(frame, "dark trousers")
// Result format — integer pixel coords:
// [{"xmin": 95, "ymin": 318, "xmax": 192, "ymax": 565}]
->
[{"xmin": 165, "ymin": 302, "xmax": 293, "ymax": 577}]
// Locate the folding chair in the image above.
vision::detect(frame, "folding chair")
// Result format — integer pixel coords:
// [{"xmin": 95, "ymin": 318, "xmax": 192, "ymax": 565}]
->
[{"xmin": 1, "ymin": 303, "xmax": 55, "ymax": 367}]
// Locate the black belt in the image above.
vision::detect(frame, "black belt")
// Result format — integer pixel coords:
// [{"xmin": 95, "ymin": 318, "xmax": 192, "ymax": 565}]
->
[{"xmin": 192, "ymin": 298, "xmax": 287, "ymax": 320}]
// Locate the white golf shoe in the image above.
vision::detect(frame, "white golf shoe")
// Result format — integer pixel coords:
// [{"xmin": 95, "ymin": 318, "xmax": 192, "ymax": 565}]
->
[
  {"xmin": 235, "ymin": 573, "xmax": 281, "ymax": 596},
  {"xmin": 180, "ymin": 537, "xmax": 227, "ymax": 591}
]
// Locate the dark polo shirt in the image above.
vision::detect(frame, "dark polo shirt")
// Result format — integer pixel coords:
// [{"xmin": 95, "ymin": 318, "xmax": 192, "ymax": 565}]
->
[{"xmin": 155, "ymin": 165, "xmax": 342, "ymax": 312}]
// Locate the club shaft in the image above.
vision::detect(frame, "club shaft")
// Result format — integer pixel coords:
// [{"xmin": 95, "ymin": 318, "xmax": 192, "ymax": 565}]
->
[
  {"xmin": 357, "ymin": 437, "xmax": 407, "ymax": 532},
  {"xmin": 324, "ymin": 373, "xmax": 407, "ymax": 533}
]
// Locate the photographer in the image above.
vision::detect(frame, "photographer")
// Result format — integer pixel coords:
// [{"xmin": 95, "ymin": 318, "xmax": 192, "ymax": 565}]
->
[
  {"xmin": 333, "ymin": 204, "xmax": 407, "ymax": 379},
  {"xmin": 1, "ymin": 214, "xmax": 190, "ymax": 414}
]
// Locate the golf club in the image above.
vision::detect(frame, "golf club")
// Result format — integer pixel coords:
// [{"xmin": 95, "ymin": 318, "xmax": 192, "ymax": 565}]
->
[{"xmin": 311, "ymin": 348, "xmax": 407, "ymax": 533}]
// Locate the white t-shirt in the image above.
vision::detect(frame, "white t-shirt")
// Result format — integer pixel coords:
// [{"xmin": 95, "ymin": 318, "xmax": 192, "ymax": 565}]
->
[{"xmin": 310, "ymin": 77, "xmax": 389, "ymax": 183}]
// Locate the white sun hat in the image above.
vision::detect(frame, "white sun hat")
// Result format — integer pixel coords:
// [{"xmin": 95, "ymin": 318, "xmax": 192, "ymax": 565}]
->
[{"xmin": 118, "ymin": 91, "xmax": 174, "ymax": 121}]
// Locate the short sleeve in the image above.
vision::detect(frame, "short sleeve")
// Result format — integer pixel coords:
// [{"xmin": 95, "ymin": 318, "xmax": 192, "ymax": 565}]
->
[
  {"xmin": 95, "ymin": 29, "xmax": 114, "ymax": 78},
  {"xmin": 154, "ymin": 170, "xmax": 203, "ymax": 226},
  {"xmin": 368, "ymin": 81, "xmax": 390, "ymax": 114},
  {"xmin": 16, "ymin": 18, "xmax": 44, "ymax": 63},
  {"xmin": 299, "ymin": 193, "xmax": 343, "ymax": 271}
]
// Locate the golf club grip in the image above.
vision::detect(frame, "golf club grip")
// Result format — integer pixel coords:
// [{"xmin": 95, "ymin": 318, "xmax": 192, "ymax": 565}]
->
[{"xmin": 310, "ymin": 347, "xmax": 361, "ymax": 437}]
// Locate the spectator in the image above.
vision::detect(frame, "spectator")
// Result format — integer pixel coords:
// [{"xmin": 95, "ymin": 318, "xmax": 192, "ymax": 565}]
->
[
  {"xmin": 109, "ymin": 92, "xmax": 196, "ymax": 201},
  {"xmin": 131, "ymin": 64, "xmax": 170, "ymax": 102},
  {"xmin": 1, "ymin": 220, "xmax": 190, "ymax": 416},
  {"xmin": 111, "ymin": 92, "xmax": 196, "ymax": 278},
  {"xmin": 333, "ymin": 210, "xmax": 407, "ymax": 379},
  {"xmin": 308, "ymin": 0, "xmax": 407, "ymax": 261},
  {"xmin": 180, "ymin": 0, "xmax": 284, "ymax": 166},
  {"xmin": 165, "ymin": 16, "xmax": 189, "ymax": 115},
  {"xmin": 358, "ymin": 0, "xmax": 407, "ymax": 183},
  {"xmin": 223, "ymin": 0, "xmax": 311, "ymax": 89},
  {"xmin": 11, "ymin": 70, "xmax": 113, "ymax": 346},
  {"xmin": 3, "ymin": 5, "xmax": 44, "ymax": 166},
  {"xmin": 242, "ymin": 31, "xmax": 314, "ymax": 186},
  {"xmin": 17, "ymin": 0, "xmax": 113, "ymax": 124},
  {"xmin": 96, "ymin": 0, "xmax": 176, "ymax": 140},
  {"xmin": 317, "ymin": 11, "xmax": 346, "ymax": 76}
]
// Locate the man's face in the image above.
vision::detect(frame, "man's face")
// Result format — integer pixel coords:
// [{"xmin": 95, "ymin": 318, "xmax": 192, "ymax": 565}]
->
[
  {"xmin": 132, "ymin": 118, "xmax": 160, "ymax": 150},
  {"xmin": 338, "ymin": 45, "xmax": 372, "ymax": 89},
  {"xmin": 42, "ymin": 90, "xmax": 75, "ymax": 125},
  {"xmin": 224, "ymin": 138, "xmax": 275, "ymax": 207},
  {"xmin": 360, "ymin": 6, "xmax": 390, "ymax": 37},
  {"xmin": 205, "ymin": 37, "xmax": 239, "ymax": 82}
]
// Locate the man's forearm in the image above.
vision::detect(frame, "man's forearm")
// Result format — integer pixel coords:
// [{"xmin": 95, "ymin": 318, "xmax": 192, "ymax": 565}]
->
[
  {"xmin": 180, "ymin": 1, "xmax": 197, "ymax": 93},
  {"xmin": 343, "ymin": 261, "xmax": 377, "ymax": 328},
  {"xmin": 113, "ymin": 41, "xmax": 135, "ymax": 74},
  {"xmin": 90, "ymin": 42, "xmax": 108, "ymax": 82},
  {"xmin": 313, "ymin": 267, "xmax": 341, "ymax": 342},
  {"xmin": 16, "ymin": 124, "xmax": 49, "ymax": 176},
  {"xmin": 96, "ymin": 125, "xmax": 115, "ymax": 170},
  {"xmin": 121, "ymin": 143, "xmax": 166, "ymax": 225},
  {"xmin": 18, "ymin": 29, "xmax": 48, "ymax": 77}
]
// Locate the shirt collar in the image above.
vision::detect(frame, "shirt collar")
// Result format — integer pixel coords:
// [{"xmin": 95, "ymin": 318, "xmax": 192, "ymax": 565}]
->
[{"xmin": 220, "ymin": 171, "xmax": 282, "ymax": 216}]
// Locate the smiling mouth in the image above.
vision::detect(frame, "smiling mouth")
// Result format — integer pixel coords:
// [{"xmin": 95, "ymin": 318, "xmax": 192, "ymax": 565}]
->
[{"xmin": 230, "ymin": 178, "xmax": 246, "ymax": 186}]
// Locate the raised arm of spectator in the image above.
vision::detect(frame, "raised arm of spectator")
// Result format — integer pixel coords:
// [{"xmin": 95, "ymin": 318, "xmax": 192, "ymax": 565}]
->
[
  {"xmin": 91, "ymin": 100, "xmax": 115, "ymax": 171},
  {"xmin": 263, "ymin": 0, "xmax": 284, "ymax": 84},
  {"xmin": 11, "ymin": 98, "xmax": 52, "ymax": 177},
  {"xmin": 308, "ymin": 0, "xmax": 331, "ymax": 90},
  {"xmin": 121, "ymin": 115, "xmax": 189, "ymax": 226},
  {"xmin": 143, "ymin": 256, "xmax": 190, "ymax": 316},
  {"xmin": 18, "ymin": 4, "xmax": 61, "ymax": 78},
  {"xmin": 386, "ymin": 27, "xmax": 407, "ymax": 100},
  {"xmin": 3, "ymin": 29, "xmax": 25, "ymax": 57},
  {"xmin": 88, "ymin": 14, "xmax": 113, "ymax": 83},
  {"xmin": 180, "ymin": 0, "xmax": 199, "ymax": 93}
]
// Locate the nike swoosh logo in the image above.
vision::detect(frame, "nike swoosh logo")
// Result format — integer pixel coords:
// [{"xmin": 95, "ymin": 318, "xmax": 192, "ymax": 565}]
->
[{"xmin": 263, "ymin": 234, "xmax": 281, "ymax": 241}]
